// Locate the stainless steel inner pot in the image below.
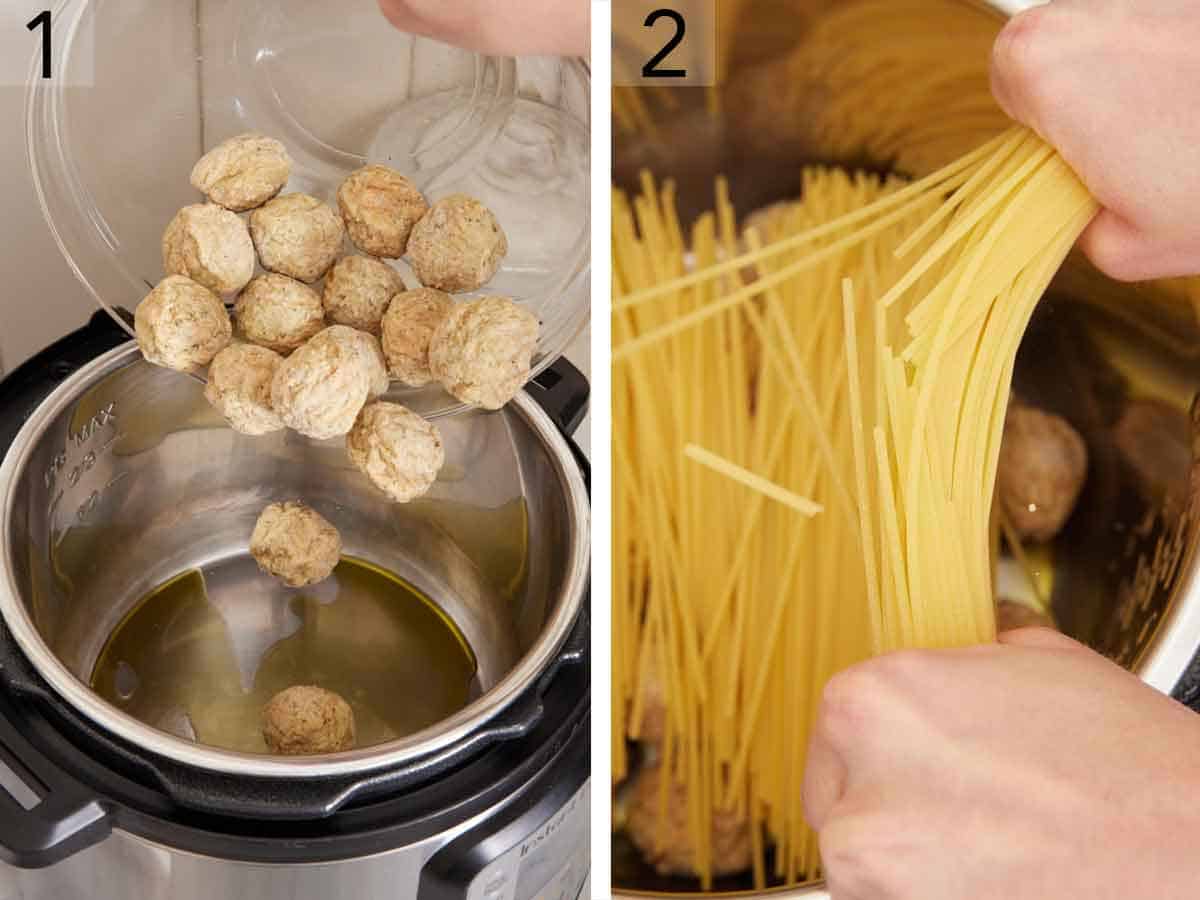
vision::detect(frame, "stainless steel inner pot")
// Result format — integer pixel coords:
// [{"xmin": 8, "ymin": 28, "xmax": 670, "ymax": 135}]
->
[
  {"xmin": 0, "ymin": 343, "xmax": 589, "ymax": 780},
  {"xmin": 613, "ymin": 0, "xmax": 1200, "ymax": 895}
]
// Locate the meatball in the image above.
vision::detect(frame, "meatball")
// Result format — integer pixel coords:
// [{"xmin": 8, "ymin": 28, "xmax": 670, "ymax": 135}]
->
[
  {"xmin": 204, "ymin": 343, "xmax": 285, "ymax": 435},
  {"xmin": 249, "ymin": 193, "xmax": 345, "ymax": 283},
  {"xmin": 135, "ymin": 275, "xmax": 232, "ymax": 372},
  {"xmin": 406, "ymin": 194, "xmax": 507, "ymax": 293},
  {"xmin": 346, "ymin": 402, "xmax": 444, "ymax": 502},
  {"xmin": 337, "ymin": 164, "xmax": 429, "ymax": 258},
  {"xmin": 428, "ymin": 296, "xmax": 539, "ymax": 409},
  {"xmin": 995, "ymin": 598, "xmax": 1056, "ymax": 633},
  {"xmin": 322, "ymin": 256, "xmax": 406, "ymax": 334},
  {"xmin": 347, "ymin": 328, "xmax": 391, "ymax": 398},
  {"xmin": 190, "ymin": 133, "xmax": 291, "ymax": 212},
  {"xmin": 625, "ymin": 765, "xmax": 752, "ymax": 878},
  {"xmin": 249, "ymin": 501, "xmax": 342, "ymax": 587},
  {"xmin": 162, "ymin": 203, "xmax": 256, "ymax": 297},
  {"xmin": 1113, "ymin": 399, "xmax": 1191, "ymax": 517},
  {"xmin": 742, "ymin": 200, "xmax": 797, "ymax": 237},
  {"xmin": 270, "ymin": 326, "xmax": 373, "ymax": 439},
  {"xmin": 380, "ymin": 288, "xmax": 455, "ymax": 386},
  {"xmin": 262, "ymin": 685, "xmax": 355, "ymax": 755},
  {"xmin": 235, "ymin": 273, "xmax": 326, "ymax": 354},
  {"xmin": 997, "ymin": 403, "xmax": 1088, "ymax": 542},
  {"xmin": 632, "ymin": 645, "xmax": 667, "ymax": 744}
]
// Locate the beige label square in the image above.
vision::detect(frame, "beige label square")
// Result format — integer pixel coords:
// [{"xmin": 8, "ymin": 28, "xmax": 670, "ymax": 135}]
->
[
  {"xmin": 613, "ymin": 0, "xmax": 717, "ymax": 87},
  {"xmin": 0, "ymin": 3, "xmax": 93, "ymax": 86}
]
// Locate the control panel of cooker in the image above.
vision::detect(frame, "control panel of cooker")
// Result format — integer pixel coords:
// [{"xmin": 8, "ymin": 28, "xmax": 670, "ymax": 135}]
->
[{"xmin": 419, "ymin": 781, "xmax": 589, "ymax": 900}]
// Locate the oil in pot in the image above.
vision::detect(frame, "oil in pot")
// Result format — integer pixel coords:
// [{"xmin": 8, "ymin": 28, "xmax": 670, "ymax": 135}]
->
[{"xmin": 90, "ymin": 556, "xmax": 477, "ymax": 754}]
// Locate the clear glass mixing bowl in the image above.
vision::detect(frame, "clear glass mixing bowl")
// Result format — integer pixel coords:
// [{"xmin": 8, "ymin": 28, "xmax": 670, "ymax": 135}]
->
[{"xmin": 28, "ymin": 0, "xmax": 590, "ymax": 418}]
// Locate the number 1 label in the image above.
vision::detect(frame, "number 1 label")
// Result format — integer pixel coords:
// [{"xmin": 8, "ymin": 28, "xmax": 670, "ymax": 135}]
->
[{"xmin": 27, "ymin": 9, "xmax": 50, "ymax": 79}]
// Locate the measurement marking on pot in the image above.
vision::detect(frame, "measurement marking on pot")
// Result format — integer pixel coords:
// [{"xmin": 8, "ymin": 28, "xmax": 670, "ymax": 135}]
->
[
  {"xmin": 74, "ymin": 473, "xmax": 130, "ymax": 523},
  {"xmin": 72, "ymin": 402, "xmax": 117, "ymax": 446},
  {"xmin": 44, "ymin": 401, "xmax": 117, "ymax": 490}
]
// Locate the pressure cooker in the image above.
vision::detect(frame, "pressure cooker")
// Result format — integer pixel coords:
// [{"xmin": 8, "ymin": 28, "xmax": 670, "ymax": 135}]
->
[
  {"xmin": 0, "ymin": 313, "xmax": 590, "ymax": 900},
  {"xmin": 613, "ymin": 0, "xmax": 1200, "ymax": 895}
]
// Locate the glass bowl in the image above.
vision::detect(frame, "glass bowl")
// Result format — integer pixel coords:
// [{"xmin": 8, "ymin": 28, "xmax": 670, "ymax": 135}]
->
[{"xmin": 28, "ymin": 0, "xmax": 590, "ymax": 418}]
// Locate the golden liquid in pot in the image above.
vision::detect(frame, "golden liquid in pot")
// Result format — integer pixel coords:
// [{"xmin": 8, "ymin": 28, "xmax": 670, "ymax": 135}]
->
[{"xmin": 89, "ymin": 557, "xmax": 477, "ymax": 754}]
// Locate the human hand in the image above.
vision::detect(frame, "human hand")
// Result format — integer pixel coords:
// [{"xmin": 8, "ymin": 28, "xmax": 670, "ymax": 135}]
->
[
  {"xmin": 377, "ymin": 0, "xmax": 589, "ymax": 57},
  {"xmin": 804, "ymin": 627, "xmax": 1200, "ymax": 900},
  {"xmin": 990, "ymin": 0, "xmax": 1200, "ymax": 282}
]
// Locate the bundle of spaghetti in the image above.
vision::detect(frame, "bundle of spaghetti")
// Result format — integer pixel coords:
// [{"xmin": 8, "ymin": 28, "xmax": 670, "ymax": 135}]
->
[
  {"xmin": 612, "ymin": 126, "xmax": 1098, "ymax": 888},
  {"xmin": 782, "ymin": 0, "xmax": 1008, "ymax": 174}
]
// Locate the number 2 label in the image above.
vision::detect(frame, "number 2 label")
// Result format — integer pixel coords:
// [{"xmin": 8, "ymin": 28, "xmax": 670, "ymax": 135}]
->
[{"xmin": 642, "ymin": 9, "xmax": 687, "ymax": 79}]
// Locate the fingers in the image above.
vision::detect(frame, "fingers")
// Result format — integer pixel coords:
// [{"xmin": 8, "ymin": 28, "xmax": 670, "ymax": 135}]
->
[
  {"xmin": 376, "ymin": 0, "xmax": 484, "ymax": 49},
  {"xmin": 802, "ymin": 720, "xmax": 847, "ymax": 831},
  {"xmin": 997, "ymin": 625, "xmax": 1090, "ymax": 652},
  {"xmin": 819, "ymin": 817, "xmax": 876, "ymax": 900},
  {"xmin": 377, "ymin": 0, "xmax": 589, "ymax": 56},
  {"xmin": 1077, "ymin": 209, "xmax": 1200, "ymax": 282},
  {"xmin": 803, "ymin": 660, "xmax": 908, "ymax": 829},
  {"xmin": 990, "ymin": 4, "xmax": 1054, "ymax": 130}
]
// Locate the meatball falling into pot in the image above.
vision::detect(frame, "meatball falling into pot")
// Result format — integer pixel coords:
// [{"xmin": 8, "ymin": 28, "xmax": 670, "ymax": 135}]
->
[
  {"xmin": 346, "ymin": 402, "xmax": 444, "ymax": 503},
  {"xmin": 249, "ymin": 501, "xmax": 342, "ymax": 588}
]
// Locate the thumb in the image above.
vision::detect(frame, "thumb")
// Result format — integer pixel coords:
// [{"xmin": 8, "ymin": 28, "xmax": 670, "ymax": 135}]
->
[
  {"xmin": 997, "ymin": 625, "xmax": 1088, "ymax": 653},
  {"xmin": 990, "ymin": 4, "xmax": 1055, "ymax": 132}
]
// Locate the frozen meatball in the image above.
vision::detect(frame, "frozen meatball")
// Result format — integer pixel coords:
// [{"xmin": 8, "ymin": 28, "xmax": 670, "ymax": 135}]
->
[
  {"xmin": 249, "ymin": 193, "xmax": 345, "ymax": 283},
  {"xmin": 262, "ymin": 685, "xmax": 355, "ymax": 755},
  {"xmin": 346, "ymin": 402, "xmax": 444, "ymax": 502},
  {"xmin": 322, "ymin": 255, "xmax": 406, "ymax": 334},
  {"xmin": 995, "ymin": 598, "xmax": 1056, "ymax": 633},
  {"xmin": 998, "ymin": 404, "xmax": 1088, "ymax": 542},
  {"xmin": 190, "ymin": 133, "xmax": 291, "ymax": 212},
  {"xmin": 203, "ymin": 343, "xmax": 285, "ymax": 435},
  {"xmin": 626, "ymin": 765, "xmax": 752, "ymax": 878},
  {"xmin": 235, "ymin": 273, "xmax": 326, "ymax": 354},
  {"xmin": 135, "ymin": 275, "xmax": 232, "ymax": 372},
  {"xmin": 270, "ymin": 326, "xmax": 373, "ymax": 439},
  {"xmin": 381, "ymin": 288, "xmax": 455, "ymax": 386},
  {"xmin": 407, "ymin": 194, "xmax": 507, "ymax": 293},
  {"xmin": 429, "ymin": 296, "xmax": 539, "ymax": 409},
  {"xmin": 250, "ymin": 501, "xmax": 342, "ymax": 587},
  {"xmin": 162, "ymin": 203, "xmax": 255, "ymax": 297},
  {"xmin": 337, "ymin": 164, "xmax": 429, "ymax": 258},
  {"xmin": 347, "ymin": 328, "xmax": 390, "ymax": 398}
]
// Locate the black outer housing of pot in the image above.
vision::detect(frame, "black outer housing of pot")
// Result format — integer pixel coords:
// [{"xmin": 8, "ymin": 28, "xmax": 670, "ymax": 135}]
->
[{"xmin": 0, "ymin": 312, "xmax": 591, "ymax": 871}]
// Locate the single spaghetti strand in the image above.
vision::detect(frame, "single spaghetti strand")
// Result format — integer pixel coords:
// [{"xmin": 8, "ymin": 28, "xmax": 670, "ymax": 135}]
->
[{"xmin": 683, "ymin": 444, "xmax": 824, "ymax": 517}]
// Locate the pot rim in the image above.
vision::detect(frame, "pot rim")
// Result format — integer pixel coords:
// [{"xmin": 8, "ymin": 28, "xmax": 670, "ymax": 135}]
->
[{"xmin": 0, "ymin": 343, "xmax": 590, "ymax": 779}]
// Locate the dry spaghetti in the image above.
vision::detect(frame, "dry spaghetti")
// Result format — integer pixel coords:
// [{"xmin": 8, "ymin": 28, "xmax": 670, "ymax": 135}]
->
[{"xmin": 613, "ymin": 127, "xmax": 1098, "ymax": 887}]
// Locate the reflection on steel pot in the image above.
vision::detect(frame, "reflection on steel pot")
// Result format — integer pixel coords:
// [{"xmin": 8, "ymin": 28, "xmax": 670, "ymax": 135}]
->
[{"xmin": 613, "ymin": 0, "xmax": 1200, "ymax": 896}]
